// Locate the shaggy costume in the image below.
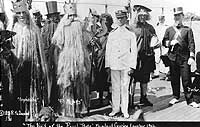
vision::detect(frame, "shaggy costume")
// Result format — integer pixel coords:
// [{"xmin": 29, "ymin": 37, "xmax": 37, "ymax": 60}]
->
[
  {"xmin": 52, "ymin": 15, "xmax": 90, "ymax": 117},
  {"xmin": 11, "ymin": 11, "xmax": 49, "ymax": 121}
]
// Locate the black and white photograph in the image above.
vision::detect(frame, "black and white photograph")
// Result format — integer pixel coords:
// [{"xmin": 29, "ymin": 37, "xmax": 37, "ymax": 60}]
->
[{"xmin": 0, "ymin": 0, "xmax": 200, "ymax": 126}]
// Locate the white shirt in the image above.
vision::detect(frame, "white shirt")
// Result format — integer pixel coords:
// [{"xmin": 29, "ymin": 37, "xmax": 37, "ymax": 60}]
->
[{"xmin": 105, "ymin": 25, "xmax": 137, "ymax": 70}]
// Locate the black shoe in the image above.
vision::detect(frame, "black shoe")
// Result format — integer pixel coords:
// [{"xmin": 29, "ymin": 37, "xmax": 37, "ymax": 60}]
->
[{"xmin": 140, "ymin": 97, "xmax": 153, "ymax": 107}]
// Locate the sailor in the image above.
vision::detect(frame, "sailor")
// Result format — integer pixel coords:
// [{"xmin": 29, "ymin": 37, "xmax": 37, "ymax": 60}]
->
[{"xmin": 105, "ymin": 10, "xmax": 137, "ymax": 118}]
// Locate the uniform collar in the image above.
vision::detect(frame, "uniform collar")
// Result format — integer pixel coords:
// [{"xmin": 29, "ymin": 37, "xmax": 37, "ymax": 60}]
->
[{"xmin": 174, "ymin": 22, "xmax": 183, "ymax": 29}]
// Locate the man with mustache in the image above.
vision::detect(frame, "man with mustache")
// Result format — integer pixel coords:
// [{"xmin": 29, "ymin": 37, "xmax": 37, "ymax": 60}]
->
[{"xmin": 162, "ymin": 7, "xmax": 196, "ymax": 106}]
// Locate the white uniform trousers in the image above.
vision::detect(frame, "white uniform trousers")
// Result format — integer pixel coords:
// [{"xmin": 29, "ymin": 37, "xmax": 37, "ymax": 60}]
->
[
  {"xmin": 154, "ymin": 48, "xmax": 161, "ymax": 75},
  {"xmin": 111, "ymin": 69, "xmax": 130, "ymax": 114}
]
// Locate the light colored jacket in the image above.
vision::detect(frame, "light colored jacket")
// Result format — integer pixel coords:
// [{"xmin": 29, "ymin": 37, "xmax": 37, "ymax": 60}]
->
[{"xmin": 105, "ymin": 25, "xmax": 137, "ymax": 70}]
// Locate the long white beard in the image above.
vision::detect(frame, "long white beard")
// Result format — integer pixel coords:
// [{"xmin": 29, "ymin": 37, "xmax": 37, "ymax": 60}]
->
[
  {"xmin": 53, "ymin": 20, "xmax": 86, "ymax": 88},
  {"xmin": 12, "ymin": 22, "xmax": 36, "ymax": 61}
]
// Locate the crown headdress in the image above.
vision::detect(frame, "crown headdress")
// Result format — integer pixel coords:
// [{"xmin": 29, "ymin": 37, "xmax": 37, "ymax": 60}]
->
[
  {"xmin": 63, "ymin": 0, "xmax": 77, "ymax": 15},
  {"xmin": 11, "ymin": 0, "xmax": 30, "ymax": 13}
]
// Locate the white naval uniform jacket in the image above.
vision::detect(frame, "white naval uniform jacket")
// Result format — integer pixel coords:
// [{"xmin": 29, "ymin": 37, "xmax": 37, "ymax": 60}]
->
[{"xmin": 105, "ymin": 25, "xmax": 138, "ymax": 70}]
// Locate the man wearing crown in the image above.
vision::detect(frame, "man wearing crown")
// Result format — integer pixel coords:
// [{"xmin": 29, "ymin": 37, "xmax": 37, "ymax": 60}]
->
[
  {"xmin": 10, "ymin": 0, "xmax": 49, "ymax": 121},
  {"xmin": 52, "ymin": 1, "xmax": 90, "ymax": 118},
  {"xmin": 162, "ymin": 7, "xmax": 195, "ymax": 106},
  {"xmin": 155, "ymin": 15, "xmax": 170, "ymax": 81}
]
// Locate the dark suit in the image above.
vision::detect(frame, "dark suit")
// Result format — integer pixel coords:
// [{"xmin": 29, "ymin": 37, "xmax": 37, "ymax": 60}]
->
[{"xmin": 162, "ymin": 24, "xmax": 195, "ymax": 104}]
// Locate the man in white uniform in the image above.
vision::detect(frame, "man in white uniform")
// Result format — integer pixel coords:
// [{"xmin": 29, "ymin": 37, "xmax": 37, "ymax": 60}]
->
[
  {"xmin": 155, "ymin": 15, "xmax": 169, "ymax": 80},
  {"xmin": 105, "ymin": 10, "xmax": 137, "ymax": 118}
]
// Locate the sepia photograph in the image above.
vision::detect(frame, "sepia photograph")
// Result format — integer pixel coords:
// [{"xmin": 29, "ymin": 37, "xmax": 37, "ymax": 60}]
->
[{"xmin": 0, "ymin": 0, "xmax": 200, "ymax": 126}]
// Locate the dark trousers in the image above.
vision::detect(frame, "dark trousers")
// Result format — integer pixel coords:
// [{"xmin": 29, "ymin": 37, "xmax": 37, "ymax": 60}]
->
[{"xmin": 170, "ymin": 60, "xmax": 192, "ymax": 104}]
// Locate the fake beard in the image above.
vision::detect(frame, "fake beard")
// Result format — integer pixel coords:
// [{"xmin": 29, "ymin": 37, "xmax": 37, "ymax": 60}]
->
[
  {"xmin": 12, "ymin": 22, "xmax": 37, "ymax": 61},
  {"xmin": 54, "ymin": 21, "xmax": 86, "ymax": 88}
]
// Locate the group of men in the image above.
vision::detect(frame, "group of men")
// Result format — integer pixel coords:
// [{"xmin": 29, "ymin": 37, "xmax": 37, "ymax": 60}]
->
[{"xmin": 0, "ymin": 0, "xmax": 199, "ymax": 121}]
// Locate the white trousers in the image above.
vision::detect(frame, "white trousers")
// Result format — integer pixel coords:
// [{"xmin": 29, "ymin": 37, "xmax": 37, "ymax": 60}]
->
[
  {"xmin": 154, "ymin": 48, "xmax": 161, "ymax": 75},
  {"xmin": 111, "ymin": 69, "xmax": 130, "ymax": 114},
  {"xmin": 154, "ymin": 47, "xmax": 169, "ymax": 74}
]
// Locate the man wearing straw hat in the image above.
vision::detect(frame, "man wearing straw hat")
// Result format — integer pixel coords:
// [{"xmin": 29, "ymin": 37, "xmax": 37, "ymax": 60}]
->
[
  {"xmin": 52, "ymin": 1, "xmax": 90, "ymax": 118},
  {"xmin": 162, "ymin": 7, "xmax": 196, "ymax": 106},
  {"xmin": 105, "ymin": 10, "xmax": 137, "ymax": 118}
]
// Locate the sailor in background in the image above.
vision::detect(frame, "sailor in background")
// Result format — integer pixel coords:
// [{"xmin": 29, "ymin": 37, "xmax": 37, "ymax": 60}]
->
[
  {"xmin": 94, "ymin": 13, "xmax": 113, "ymax": 106},
  {"xmin": 162, "ymin": 7, "xmax": 196, "ymax": 106},
  {"xmin": 105, "ymin": 10, "xmax": 137, "ymax": 118},
  {"xmin": 155, "ymin": 15, "xmax": 170, "ymax": 81}
]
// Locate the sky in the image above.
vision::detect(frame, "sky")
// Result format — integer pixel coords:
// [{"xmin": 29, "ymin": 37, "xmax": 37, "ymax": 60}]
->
[{"xmin": 2, "ymin": 0, "xmax": 200, "ymax": 26}]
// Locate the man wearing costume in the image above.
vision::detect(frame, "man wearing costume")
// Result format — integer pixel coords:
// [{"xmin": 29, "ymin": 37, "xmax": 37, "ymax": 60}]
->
[
  {"xmin": 94, "ymin": 13, "xmax": 113, "ymax": 106},
  {"xmin": 10, "ymin": 0, "xmax": 49, "ymax": 121},
  {"xmin": 162, "ymin": 7, "xmax": 196, "ymax": 106},
  {"xmin": 129, "ymin": 5, "xmax": 156, "ymax": 107},
  {"xmin": 52, "ymin": 1, "xmax": 90, "ymax": 118},
  {"xmin": 32, "ymin": 10, "xmax": 43, "ymax": 30}
]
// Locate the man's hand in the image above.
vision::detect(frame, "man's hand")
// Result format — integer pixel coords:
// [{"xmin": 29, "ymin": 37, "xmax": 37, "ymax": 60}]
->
[
  {"xmin": 106, "ymin": 67, "xmax": 111, "ymax": 73},
  {"xmin": 187, "ymin": 57, "xmax": 195, "ymax": 65},
  {"xmin": 170, "ymin": 40, "xmax": 179, "ymax": 46},
  {"xmin": 128, "ymin": 68, "xmax": 136, "ymax": 77}
]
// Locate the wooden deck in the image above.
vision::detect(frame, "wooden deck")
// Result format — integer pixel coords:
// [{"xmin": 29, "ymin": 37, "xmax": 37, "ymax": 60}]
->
[
  {"xmin": 55, "ymin": 76, "xmax": 200, "ymax": 122},
  {"xmin": 145, "ymin": 101, "xmax": 200, "ymax": 121}
]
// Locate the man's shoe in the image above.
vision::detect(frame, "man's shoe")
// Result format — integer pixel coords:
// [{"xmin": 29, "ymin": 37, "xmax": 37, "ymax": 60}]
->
[
  {"xmin": 140, "ymin": 97, "xmax": 153, "ymax": 106},
  {"xmin": 109, "ymin": 111, "xmax": 119, "ymax": 117},
  {"xmin": 169, "ymin": 98, "xmax": 179, "ymax": 105},
  {"xmin": 189, "ymin": 102, "xmax": 200, "ymax": 108},
  {"xmin": 123, "ymin": 113, "xmax": 130, "ymax": 119}
]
